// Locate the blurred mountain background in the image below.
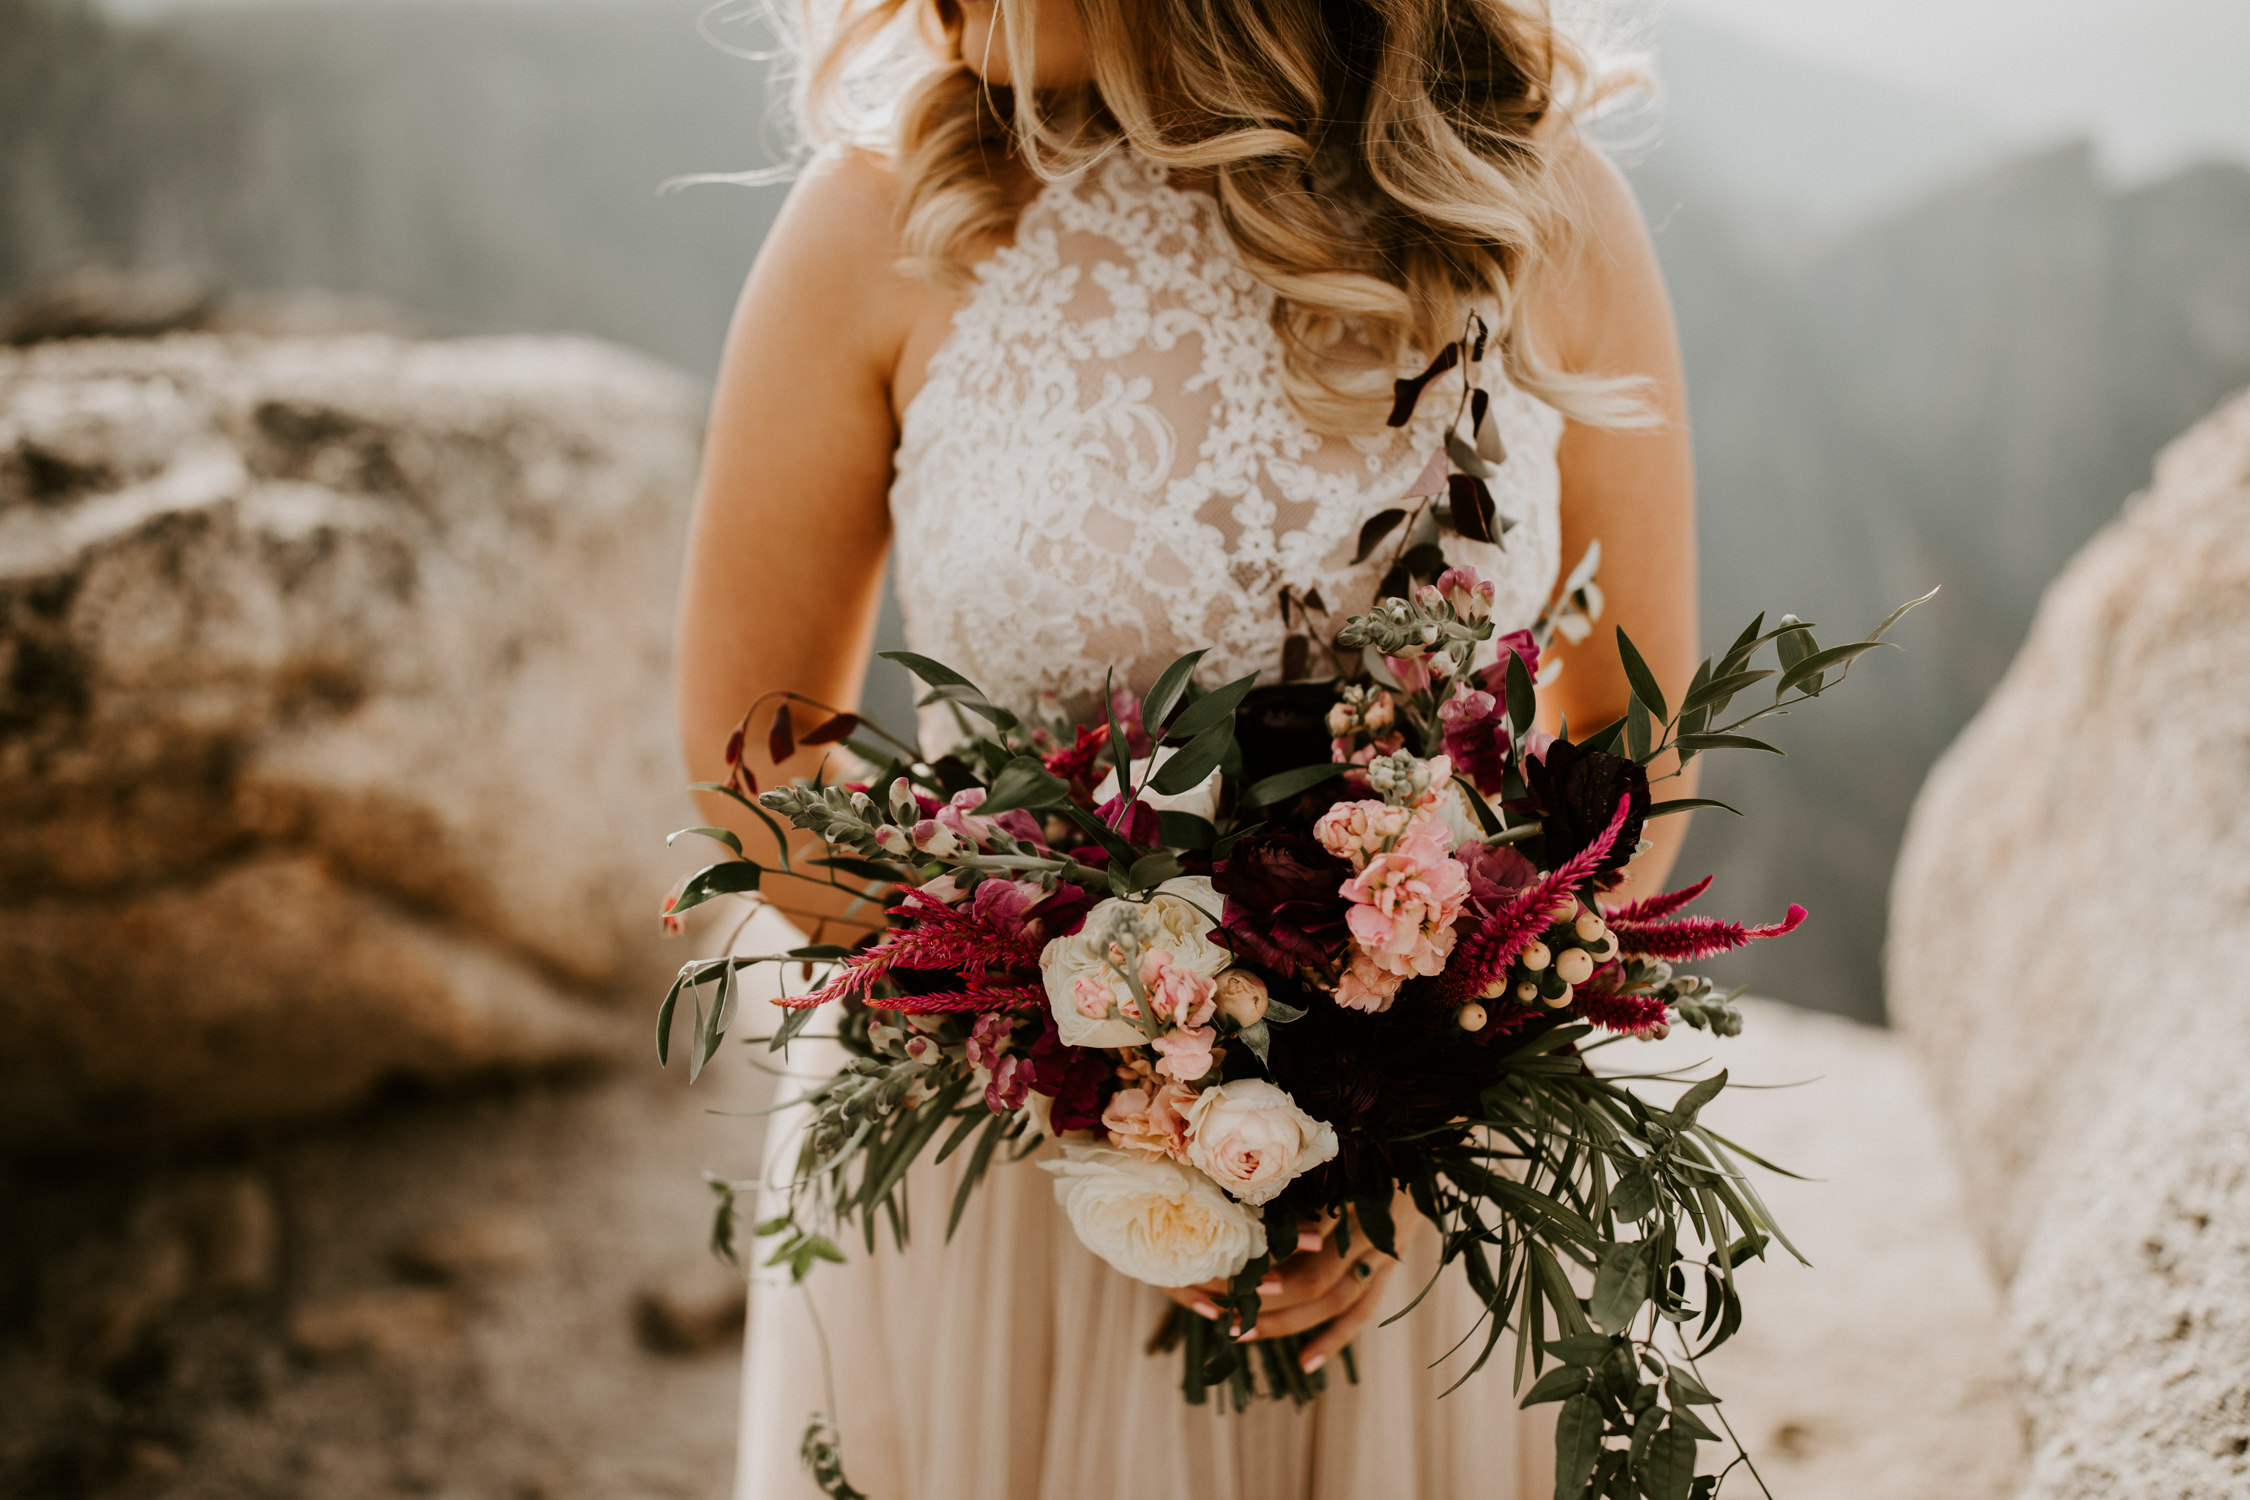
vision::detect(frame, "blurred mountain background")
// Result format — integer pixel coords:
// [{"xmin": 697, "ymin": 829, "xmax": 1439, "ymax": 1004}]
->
[{"xmin": 5, "ymin": 0, "xmax": 2247, "ymax": 1021}]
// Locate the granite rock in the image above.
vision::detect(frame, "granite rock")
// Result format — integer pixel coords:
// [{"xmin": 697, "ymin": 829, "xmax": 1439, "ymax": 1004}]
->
[
  {"xmin": 1890, "ymin": 387, "xmax": 2250, "ymax": 1497},
  {"xmin": 0, "ymin": 333, "xmax": 707, "ymax": 1143}
]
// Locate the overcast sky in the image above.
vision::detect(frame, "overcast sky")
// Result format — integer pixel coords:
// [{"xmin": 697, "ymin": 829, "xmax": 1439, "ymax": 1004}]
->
[{"xmin": 1669, "ymin": 0, "xmax": 2250, "ymax": 178}]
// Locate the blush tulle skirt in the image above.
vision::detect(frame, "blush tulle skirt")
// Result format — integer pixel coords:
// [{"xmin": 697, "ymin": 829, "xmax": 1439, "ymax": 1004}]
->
[{"xmin": 732, "ymin": 1025, "xmax": 1557, "ymax": 1500}]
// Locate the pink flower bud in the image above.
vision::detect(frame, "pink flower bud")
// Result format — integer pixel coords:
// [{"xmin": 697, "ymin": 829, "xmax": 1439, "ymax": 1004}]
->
[{"xmin": 1214, "ymin": 969, "xmax": 1270, "ymax": 1028}]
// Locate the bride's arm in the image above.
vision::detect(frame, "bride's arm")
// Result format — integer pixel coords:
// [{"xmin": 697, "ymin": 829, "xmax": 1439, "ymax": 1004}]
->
[
  {"xmin": 674, "ymin": 149, "xmax": 916, "ymax": 938},
  {"xmin": 1535, "ymin": 137, "xmax": 1701, "ymax": 904}
]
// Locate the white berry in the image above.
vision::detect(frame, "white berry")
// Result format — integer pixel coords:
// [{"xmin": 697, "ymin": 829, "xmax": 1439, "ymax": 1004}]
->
[
  {"xmin": 1520, "ymin": 941, "xmax": 1552, "ymax": 973},
  {"xmin": 1556, "ymin": 948, "xmax": 1596, "ymax": 985},
  {"xmin": 1458, "ymin": 1003, "xmax": 1488, "ymax": 1032}
]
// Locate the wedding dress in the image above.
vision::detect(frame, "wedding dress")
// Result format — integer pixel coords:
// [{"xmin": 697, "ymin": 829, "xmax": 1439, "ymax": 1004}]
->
[{"xmin": 735, "ymin": 147, "xmax": 1567, "ymax": 1500}]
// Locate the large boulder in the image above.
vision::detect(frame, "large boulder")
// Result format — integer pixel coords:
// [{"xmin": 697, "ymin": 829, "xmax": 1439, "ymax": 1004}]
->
[
  {"xmin": 1890, "ymin": 388, "xmax": 2250, "ymax": 1496},
  {"xmin": 0, "ymin": 333, "xmax": 706, "ymax": 1145}
]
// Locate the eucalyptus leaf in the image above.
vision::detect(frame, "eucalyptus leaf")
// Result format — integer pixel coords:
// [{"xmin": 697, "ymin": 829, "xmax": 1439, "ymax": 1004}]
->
[
  {"xmin": 1241, "ymin": 761, "xmax": 1346, "ymax": 808},
  {"xmin": 1589, "ymin": 1244, "xmax": 1650, "ymax": 1334},
  {"xmin": 1671, "ymin": 733, "xmax": 1783, "ymax": 756},
  {"xmin": 1148, "ymin": 719, "xmax": 1232, "ymax": 793},
  {"xmin": 981, "ymin": 755, "xmax": 1071, "ymax": 815},
  {"xmin": 1165, "ymin": 671, "xmax": 1259, "ymax": 741},
  {"xmin": 876, "ymin": 650, "xmax": 976, "ymax": 689},
  {"xmin": 1141, "ymin": 649, "xmax": 1209, "ymax": 735},
  {"xmin": 1553, "ymin": 1395, "xmax": 1603, "ymax": 1499},
  {"xmin": 1615, "ymin": 627, "xmax": 1669, "ymax": 723}
]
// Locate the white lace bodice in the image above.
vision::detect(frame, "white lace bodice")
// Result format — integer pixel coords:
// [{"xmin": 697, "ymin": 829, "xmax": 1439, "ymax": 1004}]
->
[{"xmin": 890, "ymin": 149, "xmax": 1566, "ymax": 747}]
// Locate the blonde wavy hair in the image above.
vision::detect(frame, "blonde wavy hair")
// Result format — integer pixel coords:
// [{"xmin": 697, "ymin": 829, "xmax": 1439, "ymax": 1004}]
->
[{"xmin": 755, "ymin": 0, "xmax": 1646, "ymax": 433}]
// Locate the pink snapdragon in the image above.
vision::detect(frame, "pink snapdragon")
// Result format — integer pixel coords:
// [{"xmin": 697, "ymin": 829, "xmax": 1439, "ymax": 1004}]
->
[
  {"xmin": 1139, "ymin": 949, "xmax": 1217, "ymax": 1030},
  {"xmin": 1435, "ymin": 565, "xmax": 1497, "ymax": 623},
  {"xmin": 1334, "ymin": 832, "xmax": 1472, "ymax": 1012},
  {"xmin": 1313, "ymin": 798, "xmax": 1448, "ymax": 870},
  {"xmin": 1150, "ymin": 1025, "xmax": 1218, "ymax": 1082}
]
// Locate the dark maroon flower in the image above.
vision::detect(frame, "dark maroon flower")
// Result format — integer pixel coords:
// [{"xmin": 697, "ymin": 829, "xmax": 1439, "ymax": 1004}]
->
[
  {"xmin": 1020, "ymin": 1011, "xmax": 1111, "ymax": 1132},
  {"xmin": 1211, "ymin": 833, "xmax": 1353, "ymax": 974},
  {"xmin": 1456, "ymin": 840, "xmax": 1540, "ymax": 913},
  {"xmin": 1523, "ymin": 737, "xmax": 1649, "ymax": 887},
  {"xmin": 1438, "ymin": 688, "xmax": 1512, "ymax": 795}
]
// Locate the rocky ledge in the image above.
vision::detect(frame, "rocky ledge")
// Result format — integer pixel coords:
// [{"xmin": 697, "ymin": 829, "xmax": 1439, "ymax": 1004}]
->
[
  {"xmin": 1891, "ymin": 386, "xmax": 2250, "ymax": 1498},
  {"xmin": 0, "ymin": 333, "xmax": 707, "ymax": 1144}
]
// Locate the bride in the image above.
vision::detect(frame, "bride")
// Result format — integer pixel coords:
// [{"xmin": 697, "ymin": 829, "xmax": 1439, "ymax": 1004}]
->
[{"xmin": 675, "ymin": 1, "xmax": 1697, "ymax": 1495}]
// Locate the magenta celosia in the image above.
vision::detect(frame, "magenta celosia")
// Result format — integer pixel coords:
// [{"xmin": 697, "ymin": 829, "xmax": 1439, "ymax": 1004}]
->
[{"xmin": 1437, "ymin": 794, "xmax": 1635, "ymax": 1005}]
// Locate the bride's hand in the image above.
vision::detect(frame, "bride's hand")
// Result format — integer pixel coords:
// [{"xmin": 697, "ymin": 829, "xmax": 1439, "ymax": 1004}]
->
[{"xmin": 1161, "ymin": 1193, "xmax": 1427, "ymax": 1372}]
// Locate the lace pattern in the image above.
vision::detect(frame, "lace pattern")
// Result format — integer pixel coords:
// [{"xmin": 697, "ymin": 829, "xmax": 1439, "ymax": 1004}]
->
[{"xmin": 890, "ymin": 149, "xmax": 1566, "ymax": 751}]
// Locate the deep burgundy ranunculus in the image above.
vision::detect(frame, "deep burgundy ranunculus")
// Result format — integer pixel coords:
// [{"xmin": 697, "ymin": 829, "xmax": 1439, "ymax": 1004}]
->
[
  {"xmin": 1522, "ymin": 737, "xmax": 1649, "ymax": 885},
  {"xmin": 1211, "ymin": 832, "xmax": 1353, "ymax": 974}
]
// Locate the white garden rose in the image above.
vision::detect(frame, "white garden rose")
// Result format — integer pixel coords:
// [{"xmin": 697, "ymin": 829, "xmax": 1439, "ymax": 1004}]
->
[
  {"xmin": 1039, "ymin": 877, "xmax": 1231, "ymax": 1049},
  {"xmin": 1184, "ymin": 1079, "xmax": 1339, "ymax": 1206},
  {"xmin": 1092, "ymin": 747, "xmax": 1223, "ymax": 825},
  {"xmin": 1042, "ymin": 1142, "xmax": 1265, "ymax": 1286}
]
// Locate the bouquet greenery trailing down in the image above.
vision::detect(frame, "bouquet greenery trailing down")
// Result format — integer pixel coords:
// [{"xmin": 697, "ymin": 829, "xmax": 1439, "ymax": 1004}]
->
[{"xmin": 661, "ymin": 321, "xmax": 1933, "ymax": 1499}]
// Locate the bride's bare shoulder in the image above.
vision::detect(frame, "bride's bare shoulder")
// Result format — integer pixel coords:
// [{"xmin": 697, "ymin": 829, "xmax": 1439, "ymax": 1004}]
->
[
  {"xmin": 1530, "ymin": 129, "xmax": 1674, "ymax": 376},
  {"xmin": 714, "ymin": 145, "xmax": 931, "ymax": 422}
]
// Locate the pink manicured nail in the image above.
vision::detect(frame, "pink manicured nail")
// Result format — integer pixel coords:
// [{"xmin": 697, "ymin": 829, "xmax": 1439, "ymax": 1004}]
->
[
  {"xmin": 1191, "ymin": 1299, "xmax": 1220, "ymax": 1319},
  {"xmin": 1257, "ymin": 1275, "xmax": 1282, "ymax": 1296},
  {"xmin": 1297, "ymin": 1229, "xmax": 1324, "ymax": 1253},
  {"xmin": 1301, "ymin": 1352, "xmax": 1327, "ymax": 1374}
]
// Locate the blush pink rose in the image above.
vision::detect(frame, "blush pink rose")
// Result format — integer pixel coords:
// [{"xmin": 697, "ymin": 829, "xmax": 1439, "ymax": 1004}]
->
[{"xmin": 1184, "ymin": 1080, "xmax": 1339, "ymax": 1206}]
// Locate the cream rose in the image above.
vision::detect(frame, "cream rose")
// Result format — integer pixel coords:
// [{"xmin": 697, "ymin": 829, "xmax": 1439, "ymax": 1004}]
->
[
  {"xmin": 1184, "ymin": 1079, "xmax": 1339, "ymax": 1206},
  {"xmin": 1039, "ymin": 877, "xmax": 1231, "ymax": 1049},
  {"xmin": 1042, "ymin": 1142, "xmax": 1265, "ymax": 1286},
  {"xmin": 1092, "ymin": 747, "xmax": 1223, "ymax": 826}
]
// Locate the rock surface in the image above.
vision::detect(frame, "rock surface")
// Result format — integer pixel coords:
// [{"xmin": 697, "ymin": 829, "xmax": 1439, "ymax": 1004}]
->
[
  {"xmin": 1890, "ymin": 387, "xmax": 2250, "ymax": 1497},
  {"xmin": 0, "ymin": 1033, "xmax": 767, "ymax": 1500},
  {"xmin": 0, "ymin": 333, "xmax": 707, "ymax": 1144},
  {"xmin": 1634, "ymin": 1000, "xmax": 2025, "ymax": 1500}
]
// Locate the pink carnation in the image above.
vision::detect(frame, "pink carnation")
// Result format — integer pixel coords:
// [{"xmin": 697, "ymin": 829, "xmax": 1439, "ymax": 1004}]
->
[
  {"xmin": 1150, "ymin": 1025, "xmax": 1218, "ymax": 1083},
  {"xmin": 1335, "ymin": 950, "xmax": 1405, "ymax": 1012},
  {"xmin": 1334, "ymin": 833, "xmax": 1471, "ymax": 1011},
  {"xmin": 1102, "ymin": 1080, "xmax": 1195, "ymax": 1160}
]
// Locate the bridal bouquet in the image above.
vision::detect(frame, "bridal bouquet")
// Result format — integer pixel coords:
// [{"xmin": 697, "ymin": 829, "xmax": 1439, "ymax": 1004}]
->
[{"xmin": 664, "ymin": 559, "xmax": 1926, "ymax": 1497}]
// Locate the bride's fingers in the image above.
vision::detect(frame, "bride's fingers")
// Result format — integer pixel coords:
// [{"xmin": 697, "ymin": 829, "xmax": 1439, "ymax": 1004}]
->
[
  {"xmin": 1242, "ymin": 1248, "xmax": 1391, "ymax": 1340},
  {"xmin": 1291, "ymin": 1255, "xmax": 1401, "ymax": 1369}
]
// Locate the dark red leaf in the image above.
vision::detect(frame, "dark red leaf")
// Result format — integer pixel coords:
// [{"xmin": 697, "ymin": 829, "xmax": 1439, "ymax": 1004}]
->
[
  {"xmin": 1282, "ymin": 634, "xmax": 1311, "ymax": 680},
  {"xmin": 1471, "ymin": 386, "xmax": 1491, "ymax": 434},
  {"xmin": 1400, "ymin": 542, "xmax": 1446, "ymax": 580},
  {"xmin": 1353, "ymin": 507, "xmax": 1408, "ymax": 564},
  {"xmin": 1386, "ymin": 343, "xmax": 1460, "ymax": 427},
  {"xmin": 1469, "ymin": 313, "xmax": 1489, "ymax": 363},
  {"xmin": 1278, "ymin": 586, "xmax": 1295, "ymax": 627},
  {"xmin": 723, "ymin": 726, "xmax": 746, "ymax": 768},
  {"xmin": 802, "ymin": 712, "xmax": 860, "ymax": 745},
  {"xmin": 1448, "ymin": 472, "xmax": 1498, "ymax": 544},
  {"xmin": 1302, "ymin": 587, "xmax": 1326, "ymax": 613},
  {"xmin": 767, "ymin": 702, "xmax": 795, "ymax": 764}
]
